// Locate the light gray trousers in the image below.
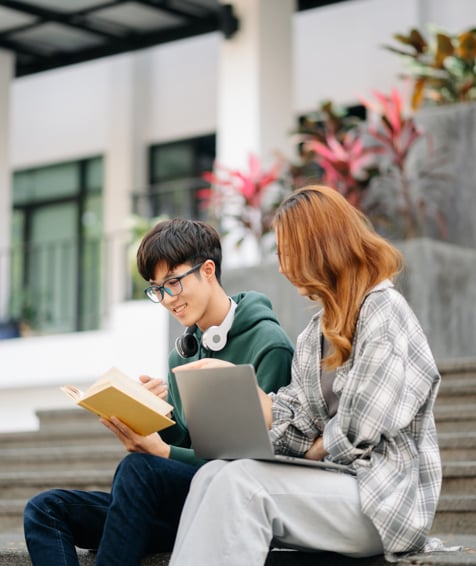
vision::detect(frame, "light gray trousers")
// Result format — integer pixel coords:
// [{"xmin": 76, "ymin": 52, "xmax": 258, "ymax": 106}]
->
[{"xmin": 169, "ymin": 459, "xmax": 383, "ymax": 566}]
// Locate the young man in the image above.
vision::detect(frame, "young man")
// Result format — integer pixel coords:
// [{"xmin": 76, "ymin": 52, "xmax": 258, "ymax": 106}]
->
[{"xmin": 24, "ymin": 218, "xmax": 294, "ymax": 566}]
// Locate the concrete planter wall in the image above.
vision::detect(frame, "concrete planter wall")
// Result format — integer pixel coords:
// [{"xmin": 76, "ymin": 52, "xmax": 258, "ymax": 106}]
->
[
  {"xmin": 411, "ymin": 102, "xmax": 476, "ymax": 249},
  {"xmin": 395, "ymin": 238, "xmax": 476, "ymax": 361}
]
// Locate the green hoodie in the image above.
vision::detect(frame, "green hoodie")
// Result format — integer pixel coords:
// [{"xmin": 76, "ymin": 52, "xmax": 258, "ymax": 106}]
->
[{"xmin": 162, "ymin": 290, "xmax": 294, "ymax": 467}]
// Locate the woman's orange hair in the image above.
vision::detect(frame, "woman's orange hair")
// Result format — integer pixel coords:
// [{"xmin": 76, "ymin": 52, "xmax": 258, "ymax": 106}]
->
[{"xmin": 273, "ymin": 185, "xmax": 404, "ymax": 369}]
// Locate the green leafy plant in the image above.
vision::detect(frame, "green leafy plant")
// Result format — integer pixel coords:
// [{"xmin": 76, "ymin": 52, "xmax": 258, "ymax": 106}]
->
[{"xmin": 383, "ymin": 25, "xmax": 476, "ymax": 109}]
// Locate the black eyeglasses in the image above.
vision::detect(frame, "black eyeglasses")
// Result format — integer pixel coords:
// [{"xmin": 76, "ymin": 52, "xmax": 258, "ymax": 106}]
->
[{"xmin": 144, "ymin": 262, "xmax": 204, "ymax": 304}]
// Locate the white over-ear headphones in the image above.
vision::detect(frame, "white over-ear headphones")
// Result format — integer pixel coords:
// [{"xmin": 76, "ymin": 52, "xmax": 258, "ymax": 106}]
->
[{"xmin": 201, "ymin": 298, "xmax": 237, "ymax": 351}]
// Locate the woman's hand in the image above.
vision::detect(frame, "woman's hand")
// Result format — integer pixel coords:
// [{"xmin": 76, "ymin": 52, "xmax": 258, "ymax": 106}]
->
[
  {"xmin": 139, "ymin": 375, "xmax": 168, "ymax": 400},
  {"xmin": 304, "ymin": 436, "xmax": 328, "ymax": 461},
  {"xmin": 100, "ymin": 417, "xmax": 171, "ymax": 458}
]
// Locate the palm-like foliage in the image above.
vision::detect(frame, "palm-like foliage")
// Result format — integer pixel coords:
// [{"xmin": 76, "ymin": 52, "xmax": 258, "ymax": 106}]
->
[{"xmin": 383, "ymin": 25, "xmax": 476, "ymax": 109}]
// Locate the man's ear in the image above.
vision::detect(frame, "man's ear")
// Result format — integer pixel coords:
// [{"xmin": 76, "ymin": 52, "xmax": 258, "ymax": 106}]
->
[{"xmin": 202, "ymin": 259, "xmax": 216, "ymax": 280}]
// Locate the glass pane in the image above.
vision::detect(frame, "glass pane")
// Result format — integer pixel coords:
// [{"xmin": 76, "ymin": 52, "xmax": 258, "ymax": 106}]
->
[
  {"xmin": 9, "ymin": 210, "xmax": 25, "ymax": 320},
  {"xmin": 151, "ymin": 143, "xmax": 194, "ymax": 181},
  {"xmin": 13, "ymin": 162, "xmax": 78, "ymax": 204},
  {"xmin": 149, "ymin": 178, "xmax": 198, "ymax": 218},
  {"xmin": 27, "ymin": 204, "xmax": 77, "ymax": 334},
  {"xmin": 81, "ymin": 193, "xmax": 103, "ymax": 330},
  {"xmin": 86, "ymin": 157, "xmax": 103, "ymax": 193}
]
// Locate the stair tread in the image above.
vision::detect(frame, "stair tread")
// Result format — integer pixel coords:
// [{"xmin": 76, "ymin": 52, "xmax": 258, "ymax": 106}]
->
[
  {"xmin": 0, "ymin": 469, "xmax": 114, "ymax": 484},
  {"xmin": 0, "ymin": 444, "xmax": 124, "ymax": 458},
  {"xmin": 438, "ymin": 494, "xmax": 476, "ymax": 511}
]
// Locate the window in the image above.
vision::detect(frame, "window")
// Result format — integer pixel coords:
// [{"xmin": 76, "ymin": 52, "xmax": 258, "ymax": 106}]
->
[
  {"xmin": 10, "ymin": 157, "xmax": 103, "ymax": 334},
  {"xmin": 135, "ymin": 134, "xmax": 215, "ymax": 220}
]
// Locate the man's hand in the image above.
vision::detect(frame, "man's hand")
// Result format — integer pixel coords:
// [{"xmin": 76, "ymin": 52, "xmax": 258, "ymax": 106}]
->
[
  {"xmin": 139, "ymin": 375, "xmax": 168, "ymax": 400},
  {"xmin": 304, "ymin": 436, "xmax": 327, "ymax": 461},
  {"xmin": 172, "ymin": 358, "xmax": 235, "ymax": 372},
  {"xmin": 100, "ymin": 416, "xmax": 171, "ymax": 458}
]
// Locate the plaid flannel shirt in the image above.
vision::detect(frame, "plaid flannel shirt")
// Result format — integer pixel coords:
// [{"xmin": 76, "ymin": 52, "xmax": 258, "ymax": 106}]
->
[{"xmin": 269, "ymin": 280, "xmax": 442, "ymax": 556}]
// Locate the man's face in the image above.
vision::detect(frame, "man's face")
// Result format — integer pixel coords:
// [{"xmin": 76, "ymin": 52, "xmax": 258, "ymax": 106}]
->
[{"xmin": 150, "ymin": 262, "xmax": 210, "ymax": 328}]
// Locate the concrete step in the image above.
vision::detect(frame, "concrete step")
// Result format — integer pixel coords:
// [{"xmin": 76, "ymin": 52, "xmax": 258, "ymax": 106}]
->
[
  {"xmin": 0, "ymin": 443, "xmax": 124, "ymax": 471},
  {"xmin": 0, "ymin": 427, "xmax": 115, "ymax": 448},
  {"xmin": 438, "ymin": 366, "xmax": 476, "ymax": 380},
  {"xmin": 440, "ymin": 462, "xmax": 476, "ymax": 495},
  {"xmin": 0, "ymin": 531, "xmax": 475, "ymax": 566},
  {"xmin": 434, "ymin": 404, "xmax": 476, "ymax": 433},
  {"xmin": 0, "ymin": 469, "xmax": 113, "ymax": 500},
  {"xmin": 432, "ymin": 495, "xmax": 476, "ymax": 534},
  {"xmin": 437, "ymin": 376, "xmax": 476, "ymax": 405},
  {"xmin": 35, "ymin": 408, "xmax": 106, "ymax": 432},
  {"xmin": 438, "ymin": 432, "xmax": 476, "ymax": 461}
]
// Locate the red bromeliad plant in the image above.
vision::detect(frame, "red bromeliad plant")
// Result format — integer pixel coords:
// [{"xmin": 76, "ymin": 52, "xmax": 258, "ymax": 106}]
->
[
  {"xmin": 361, "ymin": 88, "xmax": 448, "ymax": 239},
  {"xmin": 305, "ymin": 129, "xmax": 382, "ymax": 209},
  {"xmin": 199, "ymin": 153, "xmax": 287, "ymax": 250},
  {"xmin": 361, "ymin": 88, "xmax": 423, "ymax": 170},
  {"xmin": 295, "ymin": 88, "xmax": 447, "ymax": 239}
]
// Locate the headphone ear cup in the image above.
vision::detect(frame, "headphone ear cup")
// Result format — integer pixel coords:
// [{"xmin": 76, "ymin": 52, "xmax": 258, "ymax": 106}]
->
[
  {"xmin": 175, "ymin": 326, "xmax": 198, "ymax": 358},
  {"xmin": 201, "ymin": 325, "xmax": 227, "ymax": 351},
  {"xmin": 201, "ymin": 299, "xmax": 237, "ymax": 352}
]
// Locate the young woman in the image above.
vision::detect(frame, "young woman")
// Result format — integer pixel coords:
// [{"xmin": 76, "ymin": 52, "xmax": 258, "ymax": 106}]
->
[{"xmin": 168, "ymin": 185, "xmax": 443, "ymax": 565}]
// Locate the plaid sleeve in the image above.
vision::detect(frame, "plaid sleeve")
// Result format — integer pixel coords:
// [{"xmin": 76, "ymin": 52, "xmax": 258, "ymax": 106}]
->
[{"xmin": 269, "ymin": 317, "xmax": 323, "ymax": 456}]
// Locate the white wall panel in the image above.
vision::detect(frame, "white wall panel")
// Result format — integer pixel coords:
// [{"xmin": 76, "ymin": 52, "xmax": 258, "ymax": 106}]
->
[
  {"xmin": 145, "ymin": 33, "xmax": 220, "ymax": 143},
  {"xmin": 11, "ymin": 58, "xmax": 111, "ymax": 168},
  {"xmin": 293, "ymin": 0, "xmax": 418, "ymax": 113}
]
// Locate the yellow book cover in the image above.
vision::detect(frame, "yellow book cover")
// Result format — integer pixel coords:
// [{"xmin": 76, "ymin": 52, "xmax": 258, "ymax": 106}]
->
[{"xmin": 61, "ymin": 367, "xmax": 175, "ymax": 436}]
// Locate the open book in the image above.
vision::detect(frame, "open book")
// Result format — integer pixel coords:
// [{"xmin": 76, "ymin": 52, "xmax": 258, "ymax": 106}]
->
[{"xmin": 61, "ymin": 367, "xmax": 175, "ymax": 436}]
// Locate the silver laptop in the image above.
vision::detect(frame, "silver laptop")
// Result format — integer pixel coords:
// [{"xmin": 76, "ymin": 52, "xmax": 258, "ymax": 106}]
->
[{"xmin": 174, "ymin": 364, "xmax": 354, "ymax": 475}]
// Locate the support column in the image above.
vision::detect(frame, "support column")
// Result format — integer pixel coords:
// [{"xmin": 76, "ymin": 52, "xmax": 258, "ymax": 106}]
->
[
  {"xmin": 217, "ymin": 0, "xmax": 295, "ymax": 170},
  {"xmin": 103, "ymin": 54, "xmax": 149, "ymax": 309},
  {"xmin": 216, "ymin": 0, "xmax": 294, "ymax": 266},
  {"xmin": 0, "ymin": 50, "xmax": 14, "ymax": 321}
]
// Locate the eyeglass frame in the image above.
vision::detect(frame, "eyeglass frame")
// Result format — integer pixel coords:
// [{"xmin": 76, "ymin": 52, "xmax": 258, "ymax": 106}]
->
[{"xmin": 144, "ymin": 261, "xmax": 205, "ymax": 304}]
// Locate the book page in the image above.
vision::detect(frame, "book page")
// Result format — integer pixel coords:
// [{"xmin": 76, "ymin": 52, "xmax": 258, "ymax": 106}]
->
[{"xmin": 60, "ymin": 385, "xmax": 84, "ymax": 401}]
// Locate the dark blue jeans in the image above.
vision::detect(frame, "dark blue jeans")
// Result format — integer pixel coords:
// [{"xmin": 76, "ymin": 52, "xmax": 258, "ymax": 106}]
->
[{"xmin": 23, "ymin": 453, "xmax": 198, "ymax": 566}]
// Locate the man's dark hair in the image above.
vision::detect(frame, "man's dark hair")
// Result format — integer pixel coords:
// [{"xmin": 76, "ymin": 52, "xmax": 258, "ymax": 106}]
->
[{"xmin": 136, "ymin": 218, "xmax": 222, "ymax": 283}]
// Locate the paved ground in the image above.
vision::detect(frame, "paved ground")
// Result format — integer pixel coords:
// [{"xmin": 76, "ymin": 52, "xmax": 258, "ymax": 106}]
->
[{"xmin": 1, "ymin": 531, "xmax": 475, "ymax": 565}]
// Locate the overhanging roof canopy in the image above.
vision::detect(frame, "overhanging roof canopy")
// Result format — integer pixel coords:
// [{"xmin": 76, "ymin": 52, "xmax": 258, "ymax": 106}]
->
[{"xmin": 0, "ymin": 0, "xmax": 350, "ymax": 78}]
